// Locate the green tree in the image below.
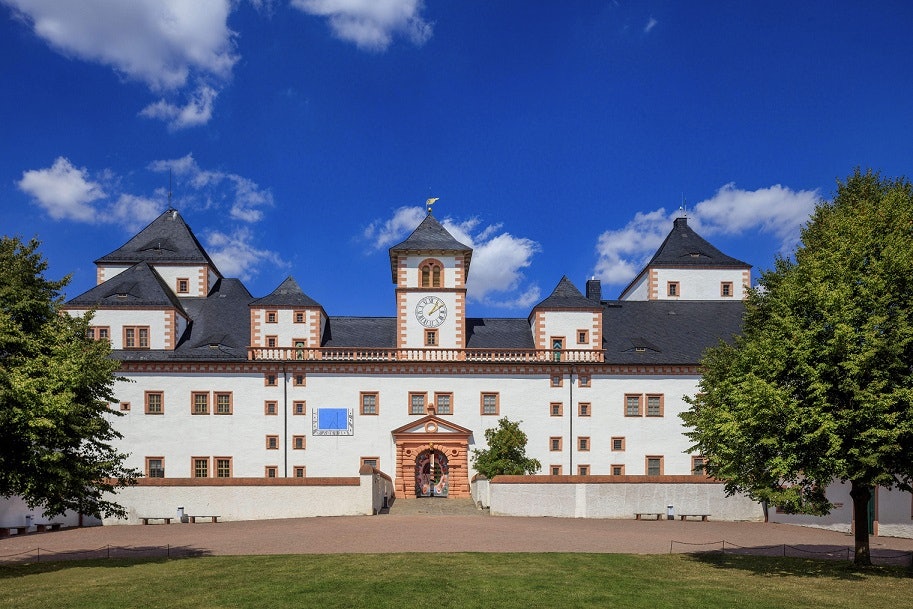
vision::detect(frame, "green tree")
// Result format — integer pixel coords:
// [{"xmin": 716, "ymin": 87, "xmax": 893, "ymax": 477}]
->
[
  {"xmin": 472, "ymin": 417, "xmax": 541, "ymax": 478},
  {"xmin": 0, "ymin": 236, "xmax": 138, "ymax": 518},
  {"xmin": 681, "ymin": 169, "xmax": 913, "ymax": 566}
]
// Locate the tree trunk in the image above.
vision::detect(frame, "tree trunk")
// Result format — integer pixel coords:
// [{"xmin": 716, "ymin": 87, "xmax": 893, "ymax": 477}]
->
[{"xmin": 849, "ymin": 481, "xmax": 872, "ymax": 566}]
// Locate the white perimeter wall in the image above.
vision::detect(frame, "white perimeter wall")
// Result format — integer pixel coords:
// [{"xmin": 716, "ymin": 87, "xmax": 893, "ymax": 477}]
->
[{"xmin": 0, "ymin": 496, "xmax": 100, "ymax": 528}]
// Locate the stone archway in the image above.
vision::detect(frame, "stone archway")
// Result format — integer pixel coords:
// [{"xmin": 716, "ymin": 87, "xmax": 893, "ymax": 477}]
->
[{"xmin": 391, "ymin": 416, "xmax": 472, "ymax": 498}]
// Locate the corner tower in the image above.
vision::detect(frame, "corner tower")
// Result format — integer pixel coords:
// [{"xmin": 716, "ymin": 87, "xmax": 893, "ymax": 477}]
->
[{"xmin": 389, "ymin": 209, "xmax": 473, "ymax": 351}]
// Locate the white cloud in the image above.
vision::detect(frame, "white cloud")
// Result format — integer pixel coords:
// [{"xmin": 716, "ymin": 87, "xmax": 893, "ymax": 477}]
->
[
  {"xmin": 17, "ymin": 157, "xmax": 106, "ymax": 222},
  {"xmin": 205, "ymin": 227, "xmax": 288, "ymax": 281},
  {"xmin": 108, "ymin": 194, "xmax": 163, "ymax": 232},
  {"xmin": 4, "ymin": 0, "xmax": 237, "ymax": 127},
  {"xmin": 594, "ymin": 183, "xmax": 819, "ymax": 287},
  {"xmin": 291, "ymin": 0, "xmax": 432, "ymax": 51},
  {"xmin": 364, "ymin": 206, "xmax": 541, "ymax": 309},
  {"xmin": 644, "ymin": 17, "xmax": 658, "ymax": 33}
]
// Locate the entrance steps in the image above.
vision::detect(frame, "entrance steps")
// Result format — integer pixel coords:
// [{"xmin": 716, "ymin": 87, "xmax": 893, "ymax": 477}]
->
[{"xmin": 383, "ymin": 497, "xmax": 488, "ymax": 516}]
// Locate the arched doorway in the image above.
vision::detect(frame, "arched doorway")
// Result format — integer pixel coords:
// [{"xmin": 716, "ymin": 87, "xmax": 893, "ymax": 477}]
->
[{"xmin": 415, "ymin": 449, "xmax": 449, "ymax": 497}]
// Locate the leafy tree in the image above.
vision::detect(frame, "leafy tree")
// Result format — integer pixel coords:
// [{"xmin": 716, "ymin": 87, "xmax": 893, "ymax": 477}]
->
[
  {"xmin": 0, "ymin": 236, "xmax": 138, "ymax": 518},
  {"xmin": 472, "ymin": 417, "xmax": 541, "ymax": 478},
  {"xmin": 681, "ymin": 169, "xmax": 913, "ymax": 566}
]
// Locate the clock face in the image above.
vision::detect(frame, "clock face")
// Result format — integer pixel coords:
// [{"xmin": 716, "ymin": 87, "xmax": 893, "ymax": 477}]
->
[{"xmin": 415, "ymin": 295, "xmax": 448, "ymax": 328}]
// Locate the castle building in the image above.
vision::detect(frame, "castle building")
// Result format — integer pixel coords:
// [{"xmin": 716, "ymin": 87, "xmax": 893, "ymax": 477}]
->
[{"xmin": 64, "ymin": 209, "xmax": 748, "ymax": 500}]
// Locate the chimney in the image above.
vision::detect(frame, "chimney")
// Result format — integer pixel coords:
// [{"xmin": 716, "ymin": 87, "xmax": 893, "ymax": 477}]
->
[{"xmin": 586, "ymin": 277, "xmax": 602, "ymax": 302}]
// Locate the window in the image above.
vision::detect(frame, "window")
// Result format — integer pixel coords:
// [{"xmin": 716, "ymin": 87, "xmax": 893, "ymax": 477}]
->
[
  {"xmin": 265, "ymin": 373, "xmax": 277, "ymax": 386},
  {"xmin": 577, "ymin": 330, "xmax": 589, "ymax": 344},
  {"xmin": 646, "ymin": 394, "xmax": 664, "ymax": 417},
  {"xmin": 87, "ymin": 326, "xmax": 110, "ymax": 341},
  {"xmin": 481, "ymin": 393, "xmax": 499, "ymax": 415},
  {"xmin": 691, "ymin": 456, "xmax": 707, "ymax": 475},
  {"xmin": 294, "ymin": 466, "xmax": 306, "ymax": 478},
  {"xmin": 420, "ymin": 260, "xmax": 443, "ymax": 288},
  {"xmin": 124, "ymin": 326, "xmax": 150, "ymax": 349},
  {"xmin": 578, "ymin": 402, "xmax": 591, "ymax": 417},
  {"xmin": 119, "ymin": 401, "xmax": 131, "ymax": 411},
  {"xmin": 293, "ymin": 435, "xmax": 306, "ymax": 450},
  {"xmin": 266, "ymin": 435, "xmax": 279, "ymax": 450},
  {"xmin": 177, "ymin": 278, "xmax": 189, "ymax": 294},
  {"xmin": 146, "ymin": 457, "xmax": 164, "ymax": 478},
  {"xmin": 361, "ymin": 392, "xmax": 378, "ymax": 415},
  {"xmin": 550, "ymin": 375, "xmax": 563, "ymax": 388},
  {"xmin": 215, "ymin": 392, "xmax": 232, "ymax": 415},
  {"xmin": 361, "ymin": 457, "xmax": 379, "ymax": 469},
  {"xmin": 721, "ymin": 281, "xmax": 733, "ymax": 297},
  {"xmin": 550, "ymin": 465, "xmax": 563, "ymax": 476},
  {"xmin": 192, "ymin": 392, "xmax": 209, "ymax": 415},
  {"xmin": 549, "ymin": 437, "xmax": 563, "ymax": 451},
  {"xmin": 434, "ymin": 393, "xmax": 452, "ymax": 415},
  {"xmin": 266, "ymin": 335, "xmax": 278, "ymax": 348},
  {"xmin": 646, "ymin": 456, "xmax": 664, "ymax": 476},
  {"xmin": 293, "ymin": 374, "xmax": 305, "ymax": 387},
  {"xmin": 409, "ymin": 392, "xmax": 426, "ymax": 415},
  {"xmin": 294, "ymin": 311, "xmax": 305, "ymax": 323},
  {"xmin": 551, "ymin": 337, "xmax": 564, "ymax": 361},
  {"xmin": 266, "ymin": 311, "xmax": 278, "ymax": 323},
  {"xmin": 550, "ymin": 402, "xmax": 563, "ymax": 417},
  {"xmin": 577, "ymin": 465, "xmax": 589, "ymax": 476},
  {"xmin": 145, "ymin": 391, "xmax": 164, "ymax": 414},
  {"xmin": 611, "ymin": 437, "xmax": 626, "ymax": 452},
  {"xmin": 265, "ymin": 466, "xmax": 278, "ymax": 478},
  {"xmin": 425, "ymin": 329, "xmax": 438, "ymax": 346},
  {"xmin": 215, "ymin": 457, "xmax": 232, "ymax": 478},
  {"xmin": 578, "ymin": 375, "xmax": 591, "ymax": 388},
  {"xmin": 293, "ymin": 401, "xmax": 306, "ymax": 415},
  {"xmin": 265, "ymin": 401, "xmax": 278, "ymax": 415},
  {"xmin": 611, "ymin": 465, "xmax": 625, "ymax": 476},
  {"xmin": 578, "ymin": 437, "xmax": 590, "ymax": 451},
  {"xmin": 193, "ymin": 457, "xmax": 209, "ymax": 478},
  {"xmin": 625, "ymin": 394, "xmax": 642, "ymax": 417},
  {"xmin": 294, "ymin": 340, "xmax": 305, "ymax": 360},
  {"xmin": 667, "ymin": 281, "xmax": 680, "ymax": 297}
]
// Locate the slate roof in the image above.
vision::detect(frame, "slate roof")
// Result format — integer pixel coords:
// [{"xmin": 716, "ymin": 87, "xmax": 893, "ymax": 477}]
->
[
  {"xmin": 533, "ymin": 276, "xmax": 599, "ymax": 310},
  {"xmin": 250, "ymin": 277, "xmax": 322, "ymax": 308},
  {"xmin": 647, "ymin": 217, "xmax": 749, "ymax": 268},
  {"xmin": 388, "ymin": 213, "xmax": 473, "ymax": 281},
  {"xmin": 465, "ymin": 318, "xmax": 535, "ymax": 349},
  {"xmin": 66, "ymin": 262, "xmax": 187, "ymax": 314},
  {"xmin": 321, "ymin": 317, "xmax": 397, "ymax": 348},
  {"xmin": 94, "ymin": 209, "xmax": 222, "ymax": 275}
]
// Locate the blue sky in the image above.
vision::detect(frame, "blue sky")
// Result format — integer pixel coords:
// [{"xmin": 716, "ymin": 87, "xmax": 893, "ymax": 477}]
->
[{"xmin": 2, "ymin": 1, "xmax": 912, "ymax": 317}]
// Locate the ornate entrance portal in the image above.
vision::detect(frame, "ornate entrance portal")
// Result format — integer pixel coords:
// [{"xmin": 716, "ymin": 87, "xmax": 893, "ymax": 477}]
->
[{"xmin": 415, "ymin": 449, "xmax": 449, "ymax": 497}]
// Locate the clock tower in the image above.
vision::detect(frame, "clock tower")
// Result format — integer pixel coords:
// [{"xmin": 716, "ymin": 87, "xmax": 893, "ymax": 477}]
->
[{"xmin": 389, "ymin": 208, "xmax": 472, "ymax": 351}]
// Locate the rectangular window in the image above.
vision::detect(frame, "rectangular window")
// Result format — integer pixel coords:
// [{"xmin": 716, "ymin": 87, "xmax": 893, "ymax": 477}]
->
[
  {"xmin": 119, "ymin": 401, "xmax": 131, "ymax": 411},
  {"xmin": 294, "ymin": 466, "xmax": 306, "ymax": 478},
  {"xmin": 624, "ymin": 394, "xmax": 642, "ymax": 417},
  {"xmin": 360, "ymin": 392, "xmax": 378, "ymax": 415},
  {"xmin": 646, "ymin": 394, "xmax": 664, "ymax": 417},
  {"xmin": 124, "ymin": 326, "xmax": 150, "ymax": 349},
  {"xmin": 215, "ymin": 457, "xmax": 232, "ymax": 478},
  {"xmin": 266, "ymin": 311, "xmax": 278, "ymax": 323},
  {"xmin": 425, "ymin": 329, "xmax": 438, "ymax": 346},
  {"xmin": 550, "ymin": 402, "xmax": 563, "ymax": 416},
  {"xmin": 646, "ymin": 456, "xmax": 664, "ymax": 476},
  {"xmin": 578, "ymin": 375, "xmax": 591, "ymax": 388},
  {"xmin": 611, "ymin": 465, "xmax": 625, "ymax": 476},
  {"xmin": 266, "ymin": 335, "xmax": 278, "ymax": 348},
  {"xmin": 145, "ymin": 391, "xmax": 164, "ymax": 415},
  {"xmin": 87, "ymin": 326, "xmax": 111, "ymax": 341},
  {"xmin": 434, "ymin": 393, "xmax": 452, "ymax": 415},
  {"xmin": 550, "ymin": 465, "xmax": 563, "ymax": 476},
  {"xmin": 293, "ymin": 435, "xmax": 306, "ymax": 450},
  {"xmin": 293, "ymin": 401, "xmax": 306, "ymax": 416},
  {"xmin": 293, "ymin": 374, "xmax": 305, "ymax": 387},
  {"xmin": 361, "ymin": 457, "xmax": 379, "ymax": 469},
  {"xmin": 577, "ymin": 465, "xmax": 589, "ymax": 476},
  {"xmin": 549, "ymin": 437, "xmax": 563, "ymax": 451},
  {"xmin": 409, "ymin": 392, "xmax": 426, "ymax": 415},
  {"xmin": 577, "ymin": 330, "xmax": 589, "ymax": 344},
  {"xmin": 550, "ymin": 337, "xmax": 564, "ymax": 361},
  {"xmin": 721, "ymin": 281, "xmax": 733, "ymax": 297},
  {"xmin": 265, "ymin": 401, "xmax": 278, "ymax": 415},
  {"xmin": 266, "ymin": 435, "xmax": 279, "ymax": 450},
  {"xmin": 265, "ymin": 466, "xmax": 278, "ymax": 478},
  {"xmin": 215, "ymin": 392, "xmax": 232, "ymax": 415},
  {"xmin": 667, "ymin": 281, "xmax": 679, "ymax": 297},
  {"xmin": 578, "ymin": 437, "xmax": 590, "ymax": 451},
  {"xmin": 691, "ymin": 456, "xmax": 707, "ymax": 475},
  {"xmin": 177, "ymin": 278, "xmax": 189, "ymax": 294},
  {"xmin": 193, "ymin": 457, "xmax": 209, "ymax": 478},
  {"xmin": 611, "ymin": 437, "xmax": 626, "ymax": 452},
  {"xmin": 481, "ymin": 393, "xmax": 499, "ymax": 415},
  {"xmin": 550, "ymin": 375, "xmax": 563, "ymax": 388},
  {"xmin": 578, "ymin": 402, "xmax": 590, "ymax": 417},
  {"xmin": 146, "ymin": 457, "xmax": 164, "ymax": 478},
  {"xmin": 192, "ymin": 392, "xmax": 209, "ymax": 415},
  {"xmin": 265, "ymin": 373, "xmax": 277, "ymax": 386},
  {"xmin": 294, "ymin": 311, "xmax": 305, "ymax": 323}
]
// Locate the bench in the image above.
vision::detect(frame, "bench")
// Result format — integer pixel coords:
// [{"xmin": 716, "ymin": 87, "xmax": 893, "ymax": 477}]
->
[
  {"xmin": 678, "ymin": 514, "xmax": 711, "ymax": 521},
  {"xmin": 35, "ymin": 523, "xmax": 63, "ymax": 533},
  {"xmin": 0, "ymin": 525, "xmax": 29, "ymax": 537},
  {"xmin": 634, "ymin": 513, "xmax": 664, "ymax": 520},
  {"xmin": 188, "ymin": 515, "xmax": 220, "ymax": 523},
  {"xmin": 140, "ymin": 517, "xmax": 172, "ymax": 525}
]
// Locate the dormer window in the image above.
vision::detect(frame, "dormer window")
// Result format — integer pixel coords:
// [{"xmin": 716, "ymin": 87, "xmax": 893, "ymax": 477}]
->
[
  {"xmin": 419, "ymin": 259, "xmax": 443, "ymax": 288},
  {"xmin": 177, "ymin": 278, "xmax": 189, "ymax": 294},
  {"xmin": 667, "ymin": 281, "xmax": 679, "ymax": 297}
]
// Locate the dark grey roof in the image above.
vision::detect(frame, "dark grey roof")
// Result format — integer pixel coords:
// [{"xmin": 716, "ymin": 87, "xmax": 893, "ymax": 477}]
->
[
  {"xmin": 250, "ymin": 277, "xmax": 322, "ymax": 308},
  {"xmin": 465, "ymin": 318, "xmax": 535, "ymax": 349},
  {"xmin": 65, "ymin": 262, "xmax": 187, "ymax": 314},
  {"xmin": 601, "ymin": 299, "xmax": 743, "ymax": 364},
  {"xmin": 321, "ymin": 317, "xmax": 397, "ymax": 348},
  {"xmin": 94, "ymin": 209, "xmax": 222, "ymax": 275},
  {"xmin": 533, "ymin": 276, "xmax": 598, "ymax": 310},
  {"xmin": 388, "ymin": 213, "xmax": 473, "ymax": 281},
  {"xmin": 647, "ymin": 217, "xmax": 749, "ymax": 268}
]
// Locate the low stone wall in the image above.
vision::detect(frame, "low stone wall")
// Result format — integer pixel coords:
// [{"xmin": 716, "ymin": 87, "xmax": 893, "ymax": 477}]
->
[
  {"xmin": 488, "ymin": 475, "xmax": 764, "ymax": 521},
  {"xmin": 470, "ymin": 475, "xmax": 490, "ymax": 508},
  {"xmin": 0, "ymin": 496, "xmax": 99, "ymax": 529}
]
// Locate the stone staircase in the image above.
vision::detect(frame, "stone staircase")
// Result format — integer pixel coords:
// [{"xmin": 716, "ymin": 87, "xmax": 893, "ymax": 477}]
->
[{"xmin": 382, "ymin": 497, "xmax": 488, "ymax": 516}]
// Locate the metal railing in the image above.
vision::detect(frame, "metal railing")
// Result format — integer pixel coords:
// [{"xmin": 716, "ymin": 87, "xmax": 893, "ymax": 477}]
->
[{"xmin": 248, "ymin": 346, "xmax": 604, "ymax": 363}]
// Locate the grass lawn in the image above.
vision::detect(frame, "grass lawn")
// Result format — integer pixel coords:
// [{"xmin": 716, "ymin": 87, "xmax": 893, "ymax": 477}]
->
[{"xmin": 1, "ymin": 553, "xmax": 910, "ymax": 609}]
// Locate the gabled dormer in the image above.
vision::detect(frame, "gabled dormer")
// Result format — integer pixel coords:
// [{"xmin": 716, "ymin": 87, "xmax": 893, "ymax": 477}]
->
[
  {"xmin": 94, "ymin": 209, "xmax": 222, "ymax": 297},
  {"xmin": 249, "ymin": 277, "xmax": 325, "ymax": 351},
  {"xmin": 529, "ymin": 276, "xmax": 603, "ymax": 356},
  {"xmin": 619, "ymin": 217, "xmax": 751, "ymax": 301},
  {"xmin": 64, "ymin": 261, "xmax": 190, "ymax": 351}
]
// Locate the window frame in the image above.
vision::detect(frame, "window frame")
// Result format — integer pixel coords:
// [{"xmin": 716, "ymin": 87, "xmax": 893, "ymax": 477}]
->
[
  {"xmin": 176, "ymin": 278, "xmax": 190, "ymax": 294},
  {"xmin": 215, "ymin": 457, "xmax": 232, "ymax": 478},
  {"xmin": 145, "ymin": 456, "xmax": 165, "ymax": 478},
  {"xmin": 266, "ymin": 335, "xmax": 278, "ymax": 348},
  {"xmin": 214, "ymin": 392, "xmax": 233, "ymax": 415},
  {"xmin": 360, "ymin": 392, "xmax": 379, "ymax": 415},
  {"xmin": 264, "ymin": 373, "xmax": 278, "ymax": 386},
  {"xmin": 266, "ymin": 310, "xmax": 278, "ymax": 323},
  {"xmin": 265, "ymin": 466, "xmax": 278, "ymax": 478},
  {"xmin": 691, "ymin": 455, "xmax": 707, "ymax": 475},
  {"xmin": 293, "ymin": 466, "xmax": 306, "ymax": 478},
  {"xmin": 434, "ymin": 392, "xmax": 452, "ymax": 415},
  {"xmin": 192, "ymin": 456, "xmax": 210, "ymax": 478},
  {"xmin": 144, "ymin": 391, "xmax": 164, "ymax": 415},
  {"xmin": 191, "ymin": 391, "xmax": 209, "ymax": 415},
  {"xmin": 578, "ymin": 375, "xmax": 591, "ymax": 388},
  {"xmin": 550, "ymin": 374, "xmax": 563, "ymax": 388},
  {"xmin": 264, "ymin": 400, "xmax": 278, "ymax": 416},
  {"xmin": 576, "ymin": 329, "xmax": 589, "ymax": 344},
  {"xmin": 667, "ymin": 281, "xmax": 680, "ymax": 297},
  {"xmin": 611, "ymin": 436, "xmax": 626, "ymax": 452},
  {"xmin": 550, "ymin": 402, "xmax": 563, "ymax": 417},
  {"xmin": 87, "ymin": 326, "xmax": 111, "ymax": 341},
  {"xmin": 409, "ymin": 392, "xmax": 427, "ymax": 416},
  {"xmin": 624, "ymin": 394, "xmax": 643, "ymax": 417},
  {"xmin": 361, "ymin": 457, "xmax": 380, "ymax": 470},
  {"xmin": 550, "ymin": 465, "xmax": 563, "ymax": 476},
  {"xmin": 645, "ymin": 455, "xmax": 664, "ymax": 476},
  {"xmin": 293, "ymin": 373, "xmax": 306, "ymax": 387},
  {"xmin": 577, "ymin": 465, "xmax": 590, "ymax": 476},
  {"xmin": 119, "ymin": 401, "xmax": 131, "ymax": 412},
  {"xmin": 292, "ymin": 435, "xmax": 306, "ymax": 450},
  {"xmin": 293, "ymin": 400, "xmax": 306, "ymax": 416},
  {"xmin": 424, "ymin": 329, "xmax": 438, "ymax": 346},
  {"xmin": 645, "ymin": 393, "xmax": 665, "ymax": 417},
  {"xmin": 124, "ymin": 326, "xmax": 150, "ymax": 349},
  {"xmin": 578, "ymin": 436, "xmax": 590, "ymax": 451},
  {"xmin": 611, "ymin": 464, "xmax": 625, "ymax": 476},
  {"xmin": 294, "ymin": 310, "xmax": 306, "ymax": 323},
  {"xmin": 549, "ymin": 436, "xmax": 563, "ymax": 452},
  {"xmin": 578, "ymin": 402, "xmax": 591, "ymax": 417},
  {"xmin": 480, "ymin": 392, "xmax": 499, "ymax": 416},
  {"xmin": 721, "ymin": 281, "xmax": 734, "ymax": 297},
  {"xmin": 266, "ymin": 435, "xmax": 280, "ymax": 450}
]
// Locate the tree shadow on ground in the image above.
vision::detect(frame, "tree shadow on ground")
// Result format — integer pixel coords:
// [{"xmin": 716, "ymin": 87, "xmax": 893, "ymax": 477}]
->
[
  {"xmin": 0, "ymin": 545, "xmax": 211, "ymax": 578},
  {"xmin": 681, "ymin": 548, "xmax": 912, "ymax": 581}
]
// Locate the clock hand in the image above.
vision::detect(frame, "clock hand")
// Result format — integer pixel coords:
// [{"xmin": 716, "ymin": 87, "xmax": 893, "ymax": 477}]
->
[{"xmin": 428, "ymin": 301, "xmax": 443, "ymax": 314}]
